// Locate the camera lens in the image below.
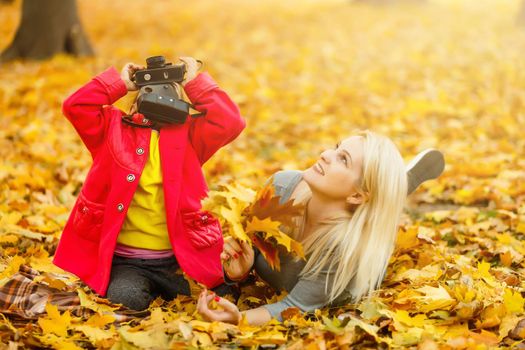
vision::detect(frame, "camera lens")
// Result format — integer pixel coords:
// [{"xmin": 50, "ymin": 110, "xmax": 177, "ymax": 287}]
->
[{"xmin": 146, "ymin": 56, "xmax": 166, "ymax": 69}]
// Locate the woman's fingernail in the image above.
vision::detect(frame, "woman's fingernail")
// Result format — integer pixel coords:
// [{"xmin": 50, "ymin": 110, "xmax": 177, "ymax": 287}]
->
[
  {"xmin": 234, "ymin": 254, "xmax": 239, "ymax": 259},
  {"xmin": 214, "ymin": 296, "xmax": 220, "ymax": 302}
]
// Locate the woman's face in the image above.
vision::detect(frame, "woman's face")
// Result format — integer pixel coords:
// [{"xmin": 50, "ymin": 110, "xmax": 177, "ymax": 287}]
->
[{"xmin": 303, "ymin": 136, "xmax": 365, "ymax": 201}]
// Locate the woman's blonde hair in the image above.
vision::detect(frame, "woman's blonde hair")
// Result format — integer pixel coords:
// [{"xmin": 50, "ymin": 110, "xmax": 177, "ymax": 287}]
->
[{"xmin": 292, "ymin": 130, "xmax": 407, "ymax": 303}]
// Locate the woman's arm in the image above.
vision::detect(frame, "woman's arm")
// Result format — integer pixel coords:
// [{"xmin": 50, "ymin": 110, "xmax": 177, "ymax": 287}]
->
[
  {"xmin": 242, "ymin": 307, "xmax": 272, "ymax": 326},
  {"xmin": 198, "ymin": 270, "xmax": 340, "ymax": 325},
  {"xmin": 197, "ymin": 292, "xmax": 272, "ymax": 326},
  {"xmin": 200, "ymin": 171, "xmax": 323, "ymax": 325},
  {"xmin": 262, "ymin": 272, "xmax": 335, "ymax": 321}
]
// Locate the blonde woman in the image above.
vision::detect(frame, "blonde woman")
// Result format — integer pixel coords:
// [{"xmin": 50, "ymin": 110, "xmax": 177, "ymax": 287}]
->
[{"xmin": 197, "ymin": 131, "xmax": 444, "ymax": 325}]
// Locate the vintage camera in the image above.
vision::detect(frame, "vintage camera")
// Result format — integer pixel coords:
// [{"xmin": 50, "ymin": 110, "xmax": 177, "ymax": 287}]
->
[
  {"xmin": 132, "ymin": 56, "xmax": 195, "ymax": 126},
  {"xmin": 134, "ymin": 56, "xmax": 186, "ymax": 87}
]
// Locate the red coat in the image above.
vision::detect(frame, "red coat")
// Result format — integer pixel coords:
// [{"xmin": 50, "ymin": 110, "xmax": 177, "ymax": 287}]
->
[{"xmin": 53, "ymin": 67, "xmax": 245, "ymax": 296}]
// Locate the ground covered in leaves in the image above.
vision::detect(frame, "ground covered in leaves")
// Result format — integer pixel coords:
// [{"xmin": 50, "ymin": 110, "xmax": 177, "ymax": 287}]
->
[{"xmin": 1, "ymin": 0, "xmax": 525, "ymax": 348}]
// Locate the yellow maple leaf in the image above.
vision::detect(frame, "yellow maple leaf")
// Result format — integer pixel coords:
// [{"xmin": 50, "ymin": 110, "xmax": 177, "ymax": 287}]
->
[
  {"xmin": 393, "ymin": 310, "xmax": 427, "ymax": 329},
  {"xmin": 77, "ymin": 289, "xmax": 118, "ymax": 314},
  {"xmin": 476, "ymin": 261, "xmax": 493, "ymax": 281},
  {"xmin": 476, "ymin": 303, "xmax": 507, "ymax": 329},
  {"xmin": 395, "ymin": 226, "xmax": 419, "ymax": 250},
  {"xmin": 0, "ymin": 255, "xmax": 25, "ymax": 280},
  {"xmin": 245, "ymin": 217, "xmax": 282, "ymax": 238},
  {"xmin": 73, "ymin": 325, "xmax": 115, "ymax": 343},
  {"xmin": 503, "ymin": 289, "xmax": 524, "ymax": 314},
  {"xmin": 220, "ymin": 206, "xmax": 249, "ymax": 242},
  {"xmin": 412, "ymin": 285, "xmax": 456, "ymax": 312},
  {"xmin": 224, "ymin": 183, "xmax": 256, "ymax": 204},
  {"xmin": 118, "ymin": 326, "xmax": 171, "ymax": 349},
  {"xmin": 38, "ymin": 303, "xmax": 71, "ymax": 337},
  {"xmin": 0, "ymin": 212, "xmax": 22, "ymax": 226},
  {"xmin": 85, "ymin": 313, "xmax": 116, "ymax": 328}
]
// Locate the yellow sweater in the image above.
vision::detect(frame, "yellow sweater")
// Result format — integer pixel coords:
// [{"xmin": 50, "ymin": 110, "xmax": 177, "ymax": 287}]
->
[{"xmin": 117, "ymin": 130, "xmax": 171, "ymax": 250}]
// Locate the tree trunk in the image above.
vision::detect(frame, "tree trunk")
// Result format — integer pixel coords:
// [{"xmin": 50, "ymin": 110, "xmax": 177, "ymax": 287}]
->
[{"xmin": 1, "ymin": 0, "xmax": 94, "ymax": 62}]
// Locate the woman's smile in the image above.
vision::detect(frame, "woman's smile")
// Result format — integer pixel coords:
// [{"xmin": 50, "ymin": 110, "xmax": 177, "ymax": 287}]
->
[{"xmin": 313, "ymin": 162, "xmax": 325, "ymax": 175}]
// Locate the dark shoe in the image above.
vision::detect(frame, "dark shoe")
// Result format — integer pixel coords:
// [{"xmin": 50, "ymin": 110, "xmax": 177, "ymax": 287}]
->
[{"xmin": 406, "ymin": 149, "xmax": 445, "ymax": 195}]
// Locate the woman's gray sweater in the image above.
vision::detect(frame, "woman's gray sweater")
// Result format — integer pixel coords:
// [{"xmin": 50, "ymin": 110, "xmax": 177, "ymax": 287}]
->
[{"xmin": 251, "ymin": 170, "xmax": 353, "ymax": 321}]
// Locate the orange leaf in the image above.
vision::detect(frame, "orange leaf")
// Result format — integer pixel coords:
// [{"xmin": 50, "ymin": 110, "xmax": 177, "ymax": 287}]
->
[
  {"xmin": 248, "ymin": 181, "xmax": 304, "ymax": 229},
  {"xmin": 252, "ymin": 233, "xmax": 280, "ymax": 271}
]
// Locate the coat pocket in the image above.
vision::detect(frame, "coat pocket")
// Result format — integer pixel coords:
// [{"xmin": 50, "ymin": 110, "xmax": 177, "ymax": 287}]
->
[
  {"xmin": 182, "ymin": 211, "xmax": 222, "ymax": 249},
  {"xmin": 72, "ymin": 192, "xmax": 105, "ymax": 242}
]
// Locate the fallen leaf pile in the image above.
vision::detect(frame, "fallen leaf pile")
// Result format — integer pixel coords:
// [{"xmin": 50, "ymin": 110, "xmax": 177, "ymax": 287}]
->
[{"xmin": 1, "ymin": 0, "xmax": 525, "ymax": 348}]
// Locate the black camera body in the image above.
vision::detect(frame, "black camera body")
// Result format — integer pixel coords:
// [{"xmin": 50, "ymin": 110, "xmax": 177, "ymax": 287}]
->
[
  {"xmin": 136, "ymin": 84, "xmax": 191, "ymax": 125},
  {"xmin": 134, "ymin": 56, "xmax": 186, "ymax": 87},
  {"xmin": 132, "ymin": 56, "xmax": 192, "ymax": 126}
]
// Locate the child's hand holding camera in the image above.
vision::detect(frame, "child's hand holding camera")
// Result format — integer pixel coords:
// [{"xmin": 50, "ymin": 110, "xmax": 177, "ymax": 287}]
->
[
  {"xmin": 121, "ymin": 57, "xmax": 199, "ymax": 91},
  {"xmin": 121, "ymin": 63, "xmax": 145, "ymax": 92},
  {"xmin": 179, "ymin": 56, "xmax": 200, "ymax": 86}
]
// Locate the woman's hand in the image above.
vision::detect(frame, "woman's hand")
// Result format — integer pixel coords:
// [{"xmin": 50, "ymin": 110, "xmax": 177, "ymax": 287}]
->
[
  {"xmin": 179, "ymin": 56, "xmax": 200, "ymax": 87},
  {"xmin": 120, "ymin": 62, "xmax": 145, "ymax": 91},
  {"xmin": 197, "ymin": 289, "xmax": 241, "ymax": 324},
  {"xmin": 222, "ymin": 236, "xmax": 254, "ymax": 281}
]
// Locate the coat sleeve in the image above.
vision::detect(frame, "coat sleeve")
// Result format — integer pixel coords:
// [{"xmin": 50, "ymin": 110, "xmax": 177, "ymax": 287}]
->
[
  {"xmin": 184, "ymin": 73, "xmax": 246, "ymax": 164},
  {"xmin": 62, "ymin": 67, "xmax": 128, "ymax": 157}
]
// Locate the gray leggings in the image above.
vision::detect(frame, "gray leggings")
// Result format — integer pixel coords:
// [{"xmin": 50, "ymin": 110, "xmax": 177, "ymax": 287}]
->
[{"xmin": 106, "ymin": 255, "xmax": 237, "ymax": 310}]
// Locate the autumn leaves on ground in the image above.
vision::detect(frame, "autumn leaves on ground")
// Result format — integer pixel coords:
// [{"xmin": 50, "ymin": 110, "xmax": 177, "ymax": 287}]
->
[{"xmin": 1, "ymin": 0, "xmax": 525, "ymax": 348}]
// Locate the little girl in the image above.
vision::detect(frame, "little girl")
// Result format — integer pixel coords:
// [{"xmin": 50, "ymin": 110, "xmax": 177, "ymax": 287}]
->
[{"xmin": 53, "ymin": 57, "xmax": 246, "ymax": 310}]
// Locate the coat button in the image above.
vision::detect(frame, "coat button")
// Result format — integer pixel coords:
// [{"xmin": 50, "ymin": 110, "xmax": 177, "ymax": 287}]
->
[
  {"xmin": 142, "ymin": 118, "xmax": 149, "ymax": 124},
  {"xmin": 117, "ymin": 203, "xmax": 124, "ymax": 212},
  {"xmin": 136, "ymin": 147, "xmax": 144, "ymax": 155},
  {"xmin": 81, "ymin": 206, "xmax": 89, "ymax": 213},
  {"xmin": 127, "ymin": 174, "xmax": 135, "ymax": 182}
]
